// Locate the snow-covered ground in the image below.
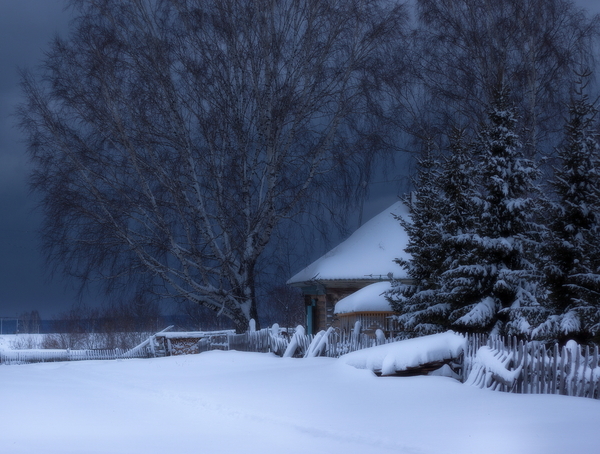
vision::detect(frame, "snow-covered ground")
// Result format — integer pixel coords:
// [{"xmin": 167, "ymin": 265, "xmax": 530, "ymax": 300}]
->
[
  {"xmin": 0, "ymin": 334, "xmax": 45, "ymax": 350},
  {"xmin": 1, "ymin": 348, "xmax": 598, "ymax": 454}
]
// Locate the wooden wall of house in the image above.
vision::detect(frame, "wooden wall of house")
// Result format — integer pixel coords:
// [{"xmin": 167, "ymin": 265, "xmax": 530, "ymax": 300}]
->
[
  {"xmin": 304, "ymin": 287, "xmax": 360, "ymax": 334},
  {"xmin": 304, "ymin": 294, "xmax": 327, "ymax": 335},
  {"xmin": 337, "ymin": 312, "xmax": 398, "ymax": 336}
]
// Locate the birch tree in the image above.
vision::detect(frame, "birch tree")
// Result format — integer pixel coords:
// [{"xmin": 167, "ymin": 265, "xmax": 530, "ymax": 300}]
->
[
  {"xmin": 18, "ymin": 0, "xmax": 406, "ymax": 331},
  {"xmin": 414, "ymin": 0, "xmax": 599, "ymax": 155}
]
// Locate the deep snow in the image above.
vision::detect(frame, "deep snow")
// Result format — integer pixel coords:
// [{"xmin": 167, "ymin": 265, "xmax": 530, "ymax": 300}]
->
[
  {"xmin": 341, "ymin": 331, "xmax": 466, "ymax": 375},
  {"xmin": 0, "ymin": 348, "xmax": 598, "ymax": 454}
]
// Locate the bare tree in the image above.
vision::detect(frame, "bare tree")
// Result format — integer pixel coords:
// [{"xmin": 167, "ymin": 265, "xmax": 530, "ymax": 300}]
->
[
  {"xmin": 412, "ymin": 0, "xmax": 600, "ymax": 155},
  {"xmin": 259, "ymin": 284, "xmax": 305, "ymax": 329},
  {"xmin": 18, "ymin": 0, "xmax": 407, "ymax": 332},
  {"xmin": 18, "ymin": 310, "xmax": 41, "ymax": 334}
]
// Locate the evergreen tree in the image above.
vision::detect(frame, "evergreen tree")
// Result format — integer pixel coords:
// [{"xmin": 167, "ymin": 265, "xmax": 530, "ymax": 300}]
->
[
  {"xmin": 440, "ymin": 85, "xmax": 543, "ymax": 336},
  {"xmin": 534, "ymin": 75, "xmax": 600, "ymax": 344},
  {"xmin": 388, "ymin": 129, "xmax": 478, "ymax": 336},
  {"xmin": 388, "ymin": 139, "xmax": 449, "ymax": 337},
  {"xmin": 439, "ymin": 128, "xmax": 478, "ymax": 241},
  {"xmin": 433, "ymin": 128, "xmax": 484, "ymax": 330}
]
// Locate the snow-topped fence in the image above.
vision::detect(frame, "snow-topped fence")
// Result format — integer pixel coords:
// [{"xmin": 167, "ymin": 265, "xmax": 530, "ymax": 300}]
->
[
  {"xmin": 464, "ymin": 334, "xmax": 600, "ymax": 399},
  {"xmin": 0, "ymin": 347, "xmax": 153, "ymax": 365},
  {"xmin": 158, "ymin": 330, "xmax": 600, "ymax": 400},
  {"xmin": 154, "ymin": 327, "xmax": 393, "ymax": 357},
  {"xmin": 3, "ymin": 324, "xmax": 599, "ymax": 400},
  {"xmin": 281, "ymin": 329, "xmax": 600, "ymax": 399},
  {"xmin": 152, "ymin": 324, "xmax": 398, "ymax": 358},
  {"xmin": 0, "ymin": 326, "xmax": 173, "ymax": 364},
  {"xmin": 0, "ymin": 325, "xmax": 396, "ymax": 364}
]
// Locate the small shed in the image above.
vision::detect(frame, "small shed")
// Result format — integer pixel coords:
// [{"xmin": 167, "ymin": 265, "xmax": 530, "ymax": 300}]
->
[{"xmin": 287, "ymin": 202, "xmax": 411, "ymax": 334}]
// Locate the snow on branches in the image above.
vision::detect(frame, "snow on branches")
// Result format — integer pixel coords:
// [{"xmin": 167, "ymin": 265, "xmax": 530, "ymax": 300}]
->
[{"xmin": 389, "ymin": 85, "xmax": 546, "ymax": 338}]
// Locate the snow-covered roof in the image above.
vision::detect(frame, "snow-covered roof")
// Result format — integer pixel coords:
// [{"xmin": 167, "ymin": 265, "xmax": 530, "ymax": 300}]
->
[
  {"xmin": 334, "ymin": 281, "xmax": 393, "ymax": 314},
  {"xmin": 287, "ymin": 201, "xmax": 410, "ymax": 285}
]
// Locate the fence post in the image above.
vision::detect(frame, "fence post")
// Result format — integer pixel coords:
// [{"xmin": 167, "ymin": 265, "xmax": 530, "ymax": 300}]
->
[
  {"xmin": 550, "ymin": 343, "xmax": 558, "ymax": 395},
  {"xmin": 580, "ymin": 345, "xmax": 588, "ymax": 398},
  {"xmin": 514, "ymin": 340, "xmax": 524, "ymax": 394},
  {"xmin": 593, "ymin": 346, "xmax": 600, "ymax": 399},
  {"xmin": 539, "ymin": 343, "xmax": 546, "ymax": 394},
  {"xmin": 572, "ymin": 346, "xmax": 581, "ymax": 397}
]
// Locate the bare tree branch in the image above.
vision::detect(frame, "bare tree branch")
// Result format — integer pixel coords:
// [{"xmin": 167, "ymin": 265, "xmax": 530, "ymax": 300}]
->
[{"xmin": 18, "ymin": 0, "xmax": 407, "ymax": 331}]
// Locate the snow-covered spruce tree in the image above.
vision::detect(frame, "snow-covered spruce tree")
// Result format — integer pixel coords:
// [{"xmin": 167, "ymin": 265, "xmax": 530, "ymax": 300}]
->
[
  {"xmin": 387, "ymin": 139, "xmax": 449, "ymax": 337},
  {"xmin": 439, "ymin": 85, "xmax": 544, "ymax": 337},
  {"xmin": 534, "ymin": 76, "xmax": 600, "ymax": 345},
  {"xmin": 432, "ymin": 128, "xmax": 483, "ymax": 327},
  {"xmin": 388, "ymin": 129, "xmax": 478, "ymax": 336},
  {"xmin": 438, "ymin": 128, "xmax": 479, "ymax": 252}
]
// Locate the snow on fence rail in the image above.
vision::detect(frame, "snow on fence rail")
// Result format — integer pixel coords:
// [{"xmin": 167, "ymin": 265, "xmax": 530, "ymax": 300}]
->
[
  {"xmin": 464, "ymin": 334, "xmax": 600, "ymax": 399},
  {"xmin": 154, "ymin": 327, "xmax": 388, "ymax": 358},
  {"xmin": 2, "ymin": 325, "xmax": 599, "ymax": 400},
  {"xmin": 142, "ymin": 327, "xmax": 600, "ymax": 400},
  {"xmin": 0, "ymin": 347, "xmax": 154, "ymax": 365},
  {"xmin": 0, "ymin": 326, "xmax": 395, "ymax": 364}
]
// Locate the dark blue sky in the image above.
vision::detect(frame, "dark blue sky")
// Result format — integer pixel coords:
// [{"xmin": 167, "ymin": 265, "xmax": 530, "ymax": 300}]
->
[
  {"xmin": 0, "ymin": 0, "xmax": 599, "ymax": 319},
  {"xmin": 0, "ymin": 1, "xmax": 75, "ymax": 318}
]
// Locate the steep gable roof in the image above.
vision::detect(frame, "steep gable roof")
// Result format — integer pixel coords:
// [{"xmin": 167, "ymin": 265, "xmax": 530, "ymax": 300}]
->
[{"xmin": 287, "ymin": 201, "xmax": 410, "ymax": 285}]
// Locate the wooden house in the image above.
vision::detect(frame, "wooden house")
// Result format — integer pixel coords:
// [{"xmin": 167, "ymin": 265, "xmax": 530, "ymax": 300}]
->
[{"xmin": 287, "ymin": 202, "xmax": 411, "ymax": 335}]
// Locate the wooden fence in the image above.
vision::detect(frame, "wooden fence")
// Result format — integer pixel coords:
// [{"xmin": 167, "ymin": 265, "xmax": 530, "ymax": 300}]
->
[
  {"xmin": 270, "ymin": 329, "xmax": 600, "ymax": 400},
  {"xmin": 3, "ymin": 327, "xmax": 600, "ymax": 400},
  {"xmin": 464, "ymin": 334, "xmax": 600, "ymax": 400},
  {"xmin": 303, "ymin": 329, "xmax": 393, "ymax": 357},
  {"xmin": 0, "ymin": 347, "xmax": 153, "ymax": 365},
  {"xmin": 221, "ymin": 327, "xmax": 395, "ymax": 358}
]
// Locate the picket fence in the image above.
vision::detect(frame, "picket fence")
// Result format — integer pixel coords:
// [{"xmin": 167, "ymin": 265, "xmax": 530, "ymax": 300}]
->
[
  {"xmin": 0, "ymin": 347, "xmax": 153, "ymax": 365},
  {"xmin": 207, "ymin": 328, "xmax": 394, "ymax": 357},
  {"xmin": 226, "ymin": 329, "xmax": 600, "ymax": 399},
  {"xmin": 464, "ymin": 334, "xmax": 600, "ymax": 399},
  {"xmin": 3, "ymin": 327, "xmax": 599, "ymax": 400},
  {"xmin": 0, "ymin": 328, "xmax": 394, "ymax": 365}
]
